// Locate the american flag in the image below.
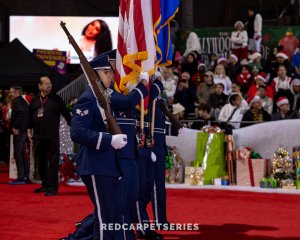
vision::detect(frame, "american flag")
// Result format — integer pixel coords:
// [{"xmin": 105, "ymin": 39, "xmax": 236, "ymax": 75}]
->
[{"xmin": 115, "ymin": 0, "xmax": 157, "ymax": 94}]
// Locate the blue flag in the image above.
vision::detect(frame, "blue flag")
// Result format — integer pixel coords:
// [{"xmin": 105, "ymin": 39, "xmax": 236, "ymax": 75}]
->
[{"xmin": 155, "ymin": 0, "xmax": 180, "ymax": 66}]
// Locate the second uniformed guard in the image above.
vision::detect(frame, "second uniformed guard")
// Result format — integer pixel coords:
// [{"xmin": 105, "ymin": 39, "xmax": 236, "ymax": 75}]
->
[
  {"xmin": 135, "ymin": 72, "xmax": 166, "ymax": 240},
  {"xmin": 70, "ymin": 56, "xmax": 128, "ymax": 240}
]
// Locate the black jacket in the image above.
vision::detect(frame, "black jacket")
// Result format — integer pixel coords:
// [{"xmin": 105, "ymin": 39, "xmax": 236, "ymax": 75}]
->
[
  {"xmin": 29, "ymin": 93, "xmax": 71, "ymax": 140},
  {"xmin": 209, "ymin": 93, "xmax": 228, "ymax": 109},
  {"xmin": 240, "ymin": 108, "xmax": 271, "ymax": 128},
  {"xmin": 271, "ymin": 111, "xmax": 299, "ymax": 121},
  {"xmin": 174, "ymin": 87, "xmax": 196, "ymax": 117},
  {"xmin": 10, "ymin": 96, "xmax": 29, "ymax": 133}
]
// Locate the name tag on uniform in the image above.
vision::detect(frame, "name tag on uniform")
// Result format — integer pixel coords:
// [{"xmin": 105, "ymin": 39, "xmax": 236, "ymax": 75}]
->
[{"xmin": 37, "ymin": 107, "xmax": 44, "ymax": 118}]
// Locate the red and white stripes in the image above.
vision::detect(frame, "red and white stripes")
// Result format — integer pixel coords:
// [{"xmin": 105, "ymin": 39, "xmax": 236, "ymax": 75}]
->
[{"xmin": 115, "ymin": 0, "xmax": 156, "ymax": 94}]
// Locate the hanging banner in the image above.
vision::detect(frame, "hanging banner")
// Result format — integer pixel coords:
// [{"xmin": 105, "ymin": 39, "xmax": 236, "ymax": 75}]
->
[{"xmin": 176, "ymin": 26, "xmax": 300, "ymax": 64}]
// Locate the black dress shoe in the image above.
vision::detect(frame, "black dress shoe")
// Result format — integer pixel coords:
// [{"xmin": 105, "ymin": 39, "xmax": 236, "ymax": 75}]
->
[
  {"xmin": 44, "ymin": 190, "xmax": 57, "ymax": 196},
  {"xmin": 137, "ymin": 231, "xmax": 163, "ymax": 240},
  {"xmin": 34, "ymin": 187, "xmax": 47, "ymax": 193}
]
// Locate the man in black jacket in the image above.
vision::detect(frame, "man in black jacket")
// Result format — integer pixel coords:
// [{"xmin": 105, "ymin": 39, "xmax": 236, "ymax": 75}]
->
[
  {"xmin": 241, "ymin": 96, "xmax": 271, "ymax": 128},
  {"xmin": 271, "ymin": 97, "xmax": 299, "ymax": 121},
  {"xmin": 29, "ymin": 76, "xmax": 71, "ymax": 196},
  {"xmin": 9, "ymin": 86, "xmax": 30, "ymax": 184}
]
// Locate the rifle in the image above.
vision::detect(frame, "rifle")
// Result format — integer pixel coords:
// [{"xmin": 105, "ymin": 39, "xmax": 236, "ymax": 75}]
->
[
  {"xmin": 60, "ymin": 21, "xmax": 122, "ymax": 135},
  {"xmin": 158, "ymin": 99, "xmax": 184, "ymax": 135}
]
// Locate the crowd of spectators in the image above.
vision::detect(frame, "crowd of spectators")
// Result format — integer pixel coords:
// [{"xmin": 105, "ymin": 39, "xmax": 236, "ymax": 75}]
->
[
  {"xmin": 163, "ymin": 41, "xmax": 300, "ymax": 130},
  {"xmin": 164, "ymin": 8, "xmax": 300, "ymax": 130},
  {"xmin": 164, "ymin": 43, "xmax": 300, "ymax": 130}
]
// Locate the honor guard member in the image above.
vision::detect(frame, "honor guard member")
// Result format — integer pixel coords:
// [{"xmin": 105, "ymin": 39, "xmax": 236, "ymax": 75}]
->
[
  {"xmin": 111, "ymin": 74, "xmax": 149, "ymax": 240},
  {"xmin": 135, "ymin": 72, "xmax": 166, "ymax": 239},
  {"xmin": 70, "ymin": 55, "xmax": 128, "ymax": 240},
  {"xmin": 62, "ymin": 51, "xmax": 149, "ymax": 240},
  {"xmin": 150, "ymin": 74, "xmax": 169, "ymax": 228},
  {"xmin": 64, "ymin": 52, "xmax": 149, "ymax": 240},
  {"xmin": 93, "ymin": 51, "xmax": 150, "ymax": 240}
]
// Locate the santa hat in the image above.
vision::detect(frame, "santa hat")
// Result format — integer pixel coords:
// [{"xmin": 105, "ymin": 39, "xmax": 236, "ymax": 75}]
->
[
  {"xmin": 174, "ymin": 51, "xmax": 182, "ymax": 61},
  {"xmin": 249, "ymin": 52, "xmax": 261, "ymax": 61},
  {"xmin": 276, "ymin": 52, "xmax": 289, "ymax": 60},
  {"xmin": 256, "ymin": 72, "xmax": 266, "ymax": 82},
  {"xmin": 276, "ymin": 97, "xmax": 289, "ymax": 107},
  {"xmin": 230, "ymin": 54, "xmax": 238, "ymax": 62},
  {"xmin": 172, "ymin": 103, "xmax": 185, "ymax": 115},
  {"xmin": 234, "ymin": 21, "xmax": 244, "ymax": 29},
  {"xmin": 197, "ymin": 63, "xmax": 206, "ymax": 70},
  {"xmin": 249, "ymin": 95, "xmax": 261, "ymax": 105},
  {"xmin": 217, "ymin": 57, "xmax": 228, "ymax": 64}
]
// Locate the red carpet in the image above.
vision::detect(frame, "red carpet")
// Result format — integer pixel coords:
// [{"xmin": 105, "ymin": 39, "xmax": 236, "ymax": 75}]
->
[{"xmin": 1, "ymin": 164, "xmax": 300, "ymax": 240}]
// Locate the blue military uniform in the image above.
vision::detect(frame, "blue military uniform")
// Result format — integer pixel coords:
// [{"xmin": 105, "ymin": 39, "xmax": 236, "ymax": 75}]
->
[
  {"xmin": 111, "ymin": 83, "xmax": 148, "ymax": 240},
  {"xmin": 151, "ymin": 89, "xmax": 168, "ymax": 226},
  {"xmin": 135, "ymin": 79, "xmax": 168, "ymax": 237},
  {"xmin": 70, "ymin": 56, "xmax": 124, "ymax": 240},
  {"xmin": 66, "ymin": 52, "xmax": 148, "ymax": 240}
]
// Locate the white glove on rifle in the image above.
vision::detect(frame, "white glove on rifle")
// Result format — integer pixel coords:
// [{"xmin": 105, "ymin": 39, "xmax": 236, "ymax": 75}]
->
[
  {"xmin": 151, "ymin": 152, "xmax": 157, "ymax": 162},
  {"xmin": 138, "ymin": 72, "xmax": 149, "ymax": 85},
  {"xmin": 111, "ymin": 134, "xmax": 128, "ymax": 149}
]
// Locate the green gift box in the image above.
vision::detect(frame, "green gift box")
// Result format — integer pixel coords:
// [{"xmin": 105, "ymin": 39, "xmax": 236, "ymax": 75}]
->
[
  {"xmin": 194, "ymin": 132, "xmax": 227, "ymax": 184},
  {"xmin": 260, "ymin": 178, "xmax": 277, "ymax": 188},
  {"xmin": 295, "ymin": 180, "xmax": 300, "ymax": 189}
]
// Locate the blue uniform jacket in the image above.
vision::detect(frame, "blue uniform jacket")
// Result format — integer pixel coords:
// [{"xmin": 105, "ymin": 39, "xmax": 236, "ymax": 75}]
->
[
  {"xmin": 147, "ymin": 80, "xmax": 166, "ymax": 147},
  {"xmin": 70, "ymin": 86, "xmax": 120, "ymax": 177},
  {"xmin": 111, "ymin": 82, "xmax": 148, "ymax": 160}
]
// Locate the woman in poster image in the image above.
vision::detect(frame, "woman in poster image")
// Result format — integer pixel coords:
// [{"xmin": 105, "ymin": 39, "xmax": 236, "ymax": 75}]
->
[{"xmin": 79, "ymin": 19, "xmax": 112, "ymax": 59}]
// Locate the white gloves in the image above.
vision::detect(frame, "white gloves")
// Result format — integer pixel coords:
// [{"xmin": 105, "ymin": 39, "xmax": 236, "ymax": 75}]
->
[
  {"xmin": 138, "ymin": 72, "xmax": 149, "ymax": 84},
  {"xmin": 152, "ymin": 71, "xmax": 163, "ymax": 81},
  {"xmin": 151, "ymin": 152, "xmax": 157, "ymax": 162},
  {"xmin": 111, "ymin": 134, "xmax": 128, "ymax": 149}
]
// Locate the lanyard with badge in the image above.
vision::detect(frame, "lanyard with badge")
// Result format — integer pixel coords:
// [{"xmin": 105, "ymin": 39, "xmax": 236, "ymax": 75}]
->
[{"xmin": 37, "ymin": 96, "xmax": 48, "ymax": 117}]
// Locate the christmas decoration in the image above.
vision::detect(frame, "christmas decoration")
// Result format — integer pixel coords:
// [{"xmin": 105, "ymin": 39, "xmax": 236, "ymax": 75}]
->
[
  {"xmin": 221, "ymin": 176, "xmax": 229, "ymax": 186},
  {"xmin": 292, "ymin": 146, "xmax": 300, "ymax": 180},
  {"xmin": 295, "ymin": 180, "xmax": 300, "ymax": 189},
  {"xmin": 260, "ymin": 178, "xmax": 277, "ymax": 188},
  {"xmin": 272, "ymin": 145, "xmax": 292, "ymax": 183},
  {"xmin": 236, "ymin": 158, "xmax": 269, "ymax": 187},
  {"xmin": 280, "ymin": 179, "xmax": 296, "ymax": 190},
  {"xmin": 165, "ymin": 146, "xmax": 184, "ymax": 183},
  {"xmin": 278, "ymin": 28, "xmax": 299, "ymax": 59},
  {"xmin": 59, "ymin": 153, "xmax": 79, "ymax": 182},
  {"xmin": 59, "ymin": 117, "xmax": 73, "ymax": 154},
  {"xmin": 190, "ymin": 167, "xmax": 204, "ymax": 186},
  {"xmin": 194, "ymin": 127, "xmax": 226, "ymax": 185}
]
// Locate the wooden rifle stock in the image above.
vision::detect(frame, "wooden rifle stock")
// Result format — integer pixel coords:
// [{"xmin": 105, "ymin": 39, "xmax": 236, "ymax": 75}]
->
[
  {"xmin": 158, "ymin": 99, "xmax": 183, "ymax": 135},
  {"xmin": 60, "ymin": 21, "xmax": 122, "ymax": 135}
]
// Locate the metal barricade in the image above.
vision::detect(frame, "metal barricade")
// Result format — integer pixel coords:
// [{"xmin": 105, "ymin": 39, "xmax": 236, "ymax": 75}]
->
[{"xmin": 57, "ymin": 74, "xmax": 87, "ymax": 104}]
